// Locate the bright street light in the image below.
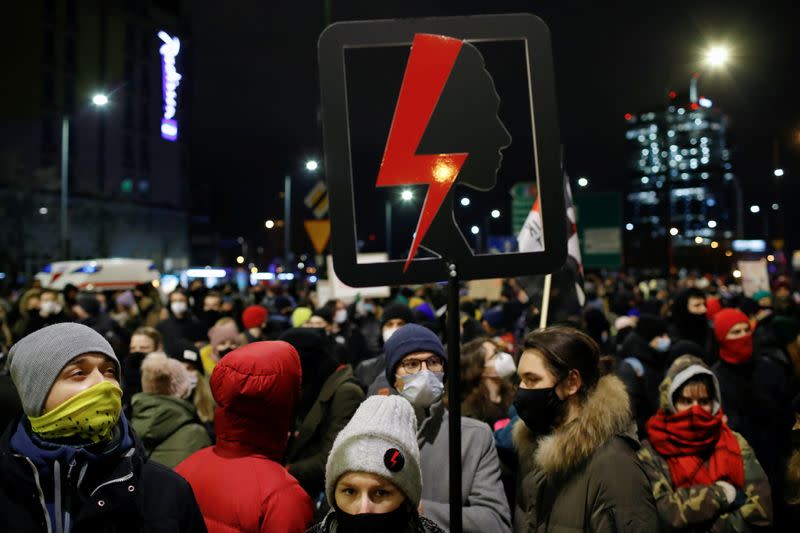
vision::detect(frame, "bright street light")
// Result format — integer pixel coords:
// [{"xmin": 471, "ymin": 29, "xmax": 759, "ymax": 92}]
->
[
  {"xmin": 767, "ymin": 255, "xmax": 775, "ymax": 262},
  {"xmin": 704, "ymin": 45, "xmax": 730, "ymax": 68},
  {"xmin": 772, "ymin": 203, "xmax": 780, "ymax": 211},
  {"xmin": 39, "ymin": 207, "xmax": 49, "ymax": 215},
  {"xmin": 400, "ymin": 189, "xmax": 413, "ymax": 202},
  {"xmin": 733, "ymin": 269, "xmax": 742, "ymax": 279},
  {"xmin": 491, "ymin": 209, "xmax": 501, "ymax": 219},
  {"xmin": 625, "ymin": 223, "xmax": 634, "ymax": 231},
  {"xmin": 236, "ymin": 256, "xmax": 245, "ymax": 264},
  {"xmin": 265, "ymin": 219, "xmax": 275, "ymax": 229},
  {"xmin": 669, "ymin": 227, "xmax": 679, "ymax": 236},
  {"xmin": 460, "ymin": 197, "xmax": 471, "ymax": 207},
  {"xmin": 774, "ymin": 168, "xmax": 784, "ymax": 177},
  {"xmin": 694, "ymin": 236, "xmax": 704, "ymax": 244},
  {"xmin": 92, "ymin": 93, "xmax": 109, "ymax": 106},
  {"xmin": 577, "ymin": 177, "xmax": 589, "ymax": 188},
  {"xmin": 750, "ymin": 205, "xmax": 760, "ymax": 214},
  {"xmin": 305, "ymin": 160, "xmax": 319, "ymax": 171},
  {"xmin": 711, "ymin": 241, "xmax": 719, "ymax": 249},
  {"xmin": 708, "ymin": 220, "xmax": 717, "ymax": 229},
  {"xmin": 470, "ymin": 225, "xmax": 480, "ymax": 235}
]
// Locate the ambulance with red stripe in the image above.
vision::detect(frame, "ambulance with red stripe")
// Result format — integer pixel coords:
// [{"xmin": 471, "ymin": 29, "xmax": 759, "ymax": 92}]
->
[{"xmin": 36, "ymin": 258, "xmax": 160, "ymax": 291}]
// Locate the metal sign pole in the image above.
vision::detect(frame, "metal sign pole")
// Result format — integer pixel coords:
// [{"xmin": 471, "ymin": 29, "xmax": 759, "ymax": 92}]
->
[{"xmin": 447, "ymin": 262, "xmax": 462, "ymax": 532}]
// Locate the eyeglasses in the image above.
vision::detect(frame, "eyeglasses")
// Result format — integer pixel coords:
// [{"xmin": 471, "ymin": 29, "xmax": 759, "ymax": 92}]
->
[{"xmin": 399, "ymin": 356, "xmax": 444, "ymax": 374}]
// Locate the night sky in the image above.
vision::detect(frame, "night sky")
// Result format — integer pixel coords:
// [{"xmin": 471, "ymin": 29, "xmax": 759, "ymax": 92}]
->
[{"xmin": 188, "ymin": 1, "xmax": 800, "ymax": 257}]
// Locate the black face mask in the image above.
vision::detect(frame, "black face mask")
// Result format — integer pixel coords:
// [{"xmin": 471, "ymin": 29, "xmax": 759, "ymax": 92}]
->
[
  {"xmin": 791, "ymin": 429, "xmax": 800, "ymax": 447},
  {"xmin": 513, "ymin": 386, "xmax": 566, "ymax": 435},
  {"xmin": 336, "ymin": 505, "xmax": 414, "ymax": 533},
  {"xmin": 218, "ymin": 347, "xmax": 235, "ymax": 359},
  {"xmin": 128, "ymin": 351, "xmax": 148, "ymax": 361}
]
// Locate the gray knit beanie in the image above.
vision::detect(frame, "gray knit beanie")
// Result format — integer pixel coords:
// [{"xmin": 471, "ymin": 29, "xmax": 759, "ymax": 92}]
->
[
  {"xmin": 325, "ymin": 395, "xmax": 421, "ymax": 507},
  {"xmin": 9, "ymin": 323, "xmax": 119, "ymax": 416}
]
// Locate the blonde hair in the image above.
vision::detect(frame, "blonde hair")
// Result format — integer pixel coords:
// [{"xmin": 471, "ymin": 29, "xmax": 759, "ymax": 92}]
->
[{"xmin": 192, "ymin": 370, "xmax": 215, "ymax": 423}]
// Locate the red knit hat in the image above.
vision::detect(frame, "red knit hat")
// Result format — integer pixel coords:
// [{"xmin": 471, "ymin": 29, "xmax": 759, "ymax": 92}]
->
[
  {"xmin": 706, "ymin": 296, "xmax": 722, "ymax": 320},
  {"xmin": 713, "ymin": 308, "xmax": 749, "ymax": 341},
  {"xmin": 242, "ymin": 305, "xmax": 268, "ymax": 329}
]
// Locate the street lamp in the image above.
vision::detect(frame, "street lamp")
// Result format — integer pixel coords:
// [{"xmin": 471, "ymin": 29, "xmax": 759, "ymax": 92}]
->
[
  {"xmin": 490, "ymin": 209, "xmax": 500, "ymax": 219},
  {"xmin": 577, "ymin": 177, "xmax": 589, "ymax": 188},
  {"xmin": 284, "ymin": 159, "xmax": 320, "ymax": 264},
  {"xmin": 460, "ymin": 197, "xmax": 471, "ymax": 207},
  {"xmin": 703, "ymin": 45, "xmax": 731, "ymax": 68},
  {"xmin": 750, "ymin": 205, "xmax": 760, "ymax": 214},
  {"xmin": 669, "ymin": 227, "xmax": 679, "ymax": 236},
  {"xmin": 386, "ymin": 189, "xmax": 416, "ymax": 259},
  {"xmin": 61, "ymin": 92, "xmax": 110, "ymax": 259},
  {"xmin": 774, "ymin": 168, "xmax": 784, "ymax": 177},
  {"xmin": 265, "ymin": 219, "xmax": 275, "ymax": 229}
]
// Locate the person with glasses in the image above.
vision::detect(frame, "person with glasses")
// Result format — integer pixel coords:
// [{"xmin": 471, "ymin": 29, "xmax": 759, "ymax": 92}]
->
[{"xmin": 383, "ymin": 324, "xmax": 511, "ymax": 533}]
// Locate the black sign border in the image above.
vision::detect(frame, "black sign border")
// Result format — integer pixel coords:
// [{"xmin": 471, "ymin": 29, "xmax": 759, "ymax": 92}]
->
[{"xmin": 318, "ymin": 13, "xmax": 566, "ymax": 287}]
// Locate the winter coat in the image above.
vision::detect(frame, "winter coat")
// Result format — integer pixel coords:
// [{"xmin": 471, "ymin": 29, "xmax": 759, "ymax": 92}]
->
[
  {"xmin": 310, "ymin": 510, "xmax": 445, "ymax": 533},
  {"xmin": 0, "ymin": 415, "xmax": 206, "ymax": 533},
  {"xmin": 512, "ymin": 375, "xmax": 659, "ymax": 532},
  {"xmin": 638, "ymin": 435, "xmax": 772, "ymax": 532},
  {"xmin": 285, "ymin": 364, "xmax": 365, "ymax": 497},
  {"xmin": 711, "ymin": 361, "xmax": 758, "ymax": 446},
  {"xmin": 156, "ymin": 315, "xmax": 204, "ymax": 353},
  {"xmin": 130, "ymin": 393, "xmax": 211, "ymax": 468},
  {"xmin": 416, "ymin": 401, "xmax": 512, "ymax": 533},
  {"xmin": 617, "ymin": 331, "xmax": 669, "ymax": 439},
  {"xmin": 353, "ymin": 353, "xmax": 386, "ymax": 390},
  {"xmin": 176, "ymin": 341, "xmax": 314, "ymax": 533}
]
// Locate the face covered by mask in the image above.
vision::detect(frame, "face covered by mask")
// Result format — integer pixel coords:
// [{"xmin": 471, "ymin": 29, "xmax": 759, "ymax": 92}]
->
[
  {"xmin": 513, "ymin": 385, "xmax": 566, "ymax": 436},
  {"xmin": 335, "ymin": 308, "xmax": 348, "ymax": 325},
  {"xmin": 653, "ymin": 336, "xmax": 672, "ymax": 353},
  {"xmin": 217, "ymin": 347, "xmax": 235, "ymax": 359},
  {"xmin": 398, "ymin": 370, "xmax": 444, "ymax": 409},
  {"xmin": 39, "ymin": 300, "xmax": 63, "ymax": 318},
  {"xmin": 28, "ymin": 381, "xmax": 122, "ymax": 444},
  {"xmin": 491, "ymin": 352, "xmax": 517, "ymax": 379},
  {"xmin": 382, "ymin": 326, "xmax": 400, "ymax": 344},
  {"xmin": 335, "ymin": 504, "xmax": 413, "ymax": 533},
  {"xmin": 170, "ymin": 300, "xmax": 188, "ymax": 317}
]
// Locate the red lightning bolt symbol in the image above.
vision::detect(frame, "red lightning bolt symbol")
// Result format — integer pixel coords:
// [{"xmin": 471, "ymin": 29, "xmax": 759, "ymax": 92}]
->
[
  {"xmin": 390, "ymin": 450, "xmax": 400, "ymax": 468},
  {"xmin": 376, "ymin": 34, "xmax": 468, "ymax": 272}
]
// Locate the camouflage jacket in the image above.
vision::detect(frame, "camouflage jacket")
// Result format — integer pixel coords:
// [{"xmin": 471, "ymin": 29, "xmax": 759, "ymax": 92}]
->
[{"xmin": 638, "ymin": 433, "xmax": 772, "ymax": 532}]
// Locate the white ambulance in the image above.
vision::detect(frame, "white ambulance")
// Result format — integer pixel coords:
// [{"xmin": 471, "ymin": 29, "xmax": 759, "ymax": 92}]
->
[{"xmin": 36, "ymin": 258, "xmax": 160, "ymax": 291}]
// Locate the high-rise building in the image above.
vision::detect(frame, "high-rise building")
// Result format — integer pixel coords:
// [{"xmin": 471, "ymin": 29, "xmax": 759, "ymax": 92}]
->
[
  {"xmin": 624, "ymin": 78, "xmax": 741, "ymax": 262},
  {"xmin": 0, "ymin": 0, "xmax": 192, "ymax": 278}
]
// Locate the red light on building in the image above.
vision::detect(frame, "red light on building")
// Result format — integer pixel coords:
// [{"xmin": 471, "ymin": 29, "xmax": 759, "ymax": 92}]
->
[
  {"xmin": 690, "ymin": 103, "xmax": 699, "ymax": 110},
  {"xmin": 624, "ymin": 113, "xmax": 633, "ymax": 121},
  {"xmin": 668, "ymin": 90, "xmax": 677, "ymax": 99}
]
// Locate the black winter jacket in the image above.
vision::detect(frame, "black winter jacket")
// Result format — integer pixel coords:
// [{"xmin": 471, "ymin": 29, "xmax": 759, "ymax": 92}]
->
[{"xmin": 0, "ymin": 417, "xmax": 206, "ymax": 533}]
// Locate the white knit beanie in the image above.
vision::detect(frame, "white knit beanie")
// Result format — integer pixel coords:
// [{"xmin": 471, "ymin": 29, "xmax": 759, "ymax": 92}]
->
[
  {"xmin": 325, "ymin": 395, "xmax": 421, "ymax": 507},
  {"xmin": 140, "ymin": 352, "xmax": 191, "ymax": 399}
]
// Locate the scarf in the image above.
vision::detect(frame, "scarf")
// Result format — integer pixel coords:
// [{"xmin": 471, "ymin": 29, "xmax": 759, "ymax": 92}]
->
[
  {"xmin": 646, "ymin": 405, "xmax": 744, "ymax": 489},
  {"xmin": 719, "ymin": 334, "xmax": 753, "ymax": 365}
]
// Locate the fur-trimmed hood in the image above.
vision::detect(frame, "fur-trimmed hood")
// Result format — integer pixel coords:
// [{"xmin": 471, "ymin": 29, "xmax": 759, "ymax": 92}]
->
[{"xmin": 513, "ymin": 374, "xmax": 635, "ymax": 476}]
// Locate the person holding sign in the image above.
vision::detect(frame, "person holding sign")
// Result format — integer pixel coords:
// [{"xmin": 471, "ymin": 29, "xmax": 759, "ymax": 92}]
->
[{"xmin": 384, "ymin": 324, "xmax": 511, "ymax": 532}]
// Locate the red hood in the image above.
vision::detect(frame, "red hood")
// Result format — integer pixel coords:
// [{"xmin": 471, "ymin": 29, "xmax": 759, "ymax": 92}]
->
[{"xmin": 211, "ymin": 341, "xmax": 301, "ymax": 460}]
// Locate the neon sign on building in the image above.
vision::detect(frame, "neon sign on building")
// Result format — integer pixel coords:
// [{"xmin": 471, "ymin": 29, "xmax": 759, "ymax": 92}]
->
[{"xmin": 158, "ymin": 31, "xmax": 181, "ymax": 141}]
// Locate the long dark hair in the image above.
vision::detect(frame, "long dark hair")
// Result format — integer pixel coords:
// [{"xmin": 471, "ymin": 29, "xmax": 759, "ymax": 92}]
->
[
  {"xmin": 522, "ymin": 326, "xmax": 606, "ymax": 400},
  {"xmin": 457, "ymin": 337, "xmax": 515, "ymax": 423}
]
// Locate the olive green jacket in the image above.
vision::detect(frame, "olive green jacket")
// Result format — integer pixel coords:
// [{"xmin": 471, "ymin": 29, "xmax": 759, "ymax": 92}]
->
[
  {"xmin": 130, "ymin": 393, "xmax": 211, "ymax": 469},
  {"xmin": 513, "ymin": 375, "xmax": 659, "ymax": 532},
  {"xmin": 286, "ymin": 365, "xmax": 365, "ymax": 496}
]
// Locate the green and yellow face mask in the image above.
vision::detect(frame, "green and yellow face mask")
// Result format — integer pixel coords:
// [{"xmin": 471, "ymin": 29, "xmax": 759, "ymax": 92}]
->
[{"xmin": 29, "ymin": 381, "xmax": 122, "ymax": 444}]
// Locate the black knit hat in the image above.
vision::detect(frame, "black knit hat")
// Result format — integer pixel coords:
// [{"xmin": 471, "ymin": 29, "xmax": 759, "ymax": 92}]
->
[
  {"xmin": 382, "ymin": 303, "xmax": 414, "ymax": 327},
  {"xmin": 635, "ymin": 314, "xmax": 668, "ymax": 342},
  {"xmin": 384, "ymin": 324, "xmax": 445, "ymax": 386}
]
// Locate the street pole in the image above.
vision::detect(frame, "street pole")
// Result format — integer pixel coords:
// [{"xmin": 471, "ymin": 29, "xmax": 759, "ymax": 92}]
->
[
  {"xmin": 60, "ymin": 116, "xmax": 70, "ymax": 259},
  {"xmin": 284, "ymin": 174, "xmax": 291, "ymax": 265}
]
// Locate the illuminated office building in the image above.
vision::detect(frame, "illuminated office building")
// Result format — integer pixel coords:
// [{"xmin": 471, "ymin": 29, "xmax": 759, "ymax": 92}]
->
[{"xmin": 624, "ymin": 80, "xmax": 740, "ymax": 249}]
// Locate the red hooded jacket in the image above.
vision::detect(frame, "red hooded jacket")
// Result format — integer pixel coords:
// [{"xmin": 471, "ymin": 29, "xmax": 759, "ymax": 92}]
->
[{"xmin": 176, "ymin": 341, "xmax": 314, "ymax": 533}]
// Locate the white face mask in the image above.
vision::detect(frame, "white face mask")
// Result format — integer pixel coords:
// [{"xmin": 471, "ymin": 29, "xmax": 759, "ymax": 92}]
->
[
  {"xmin": 399, "ymin": 370, "xmax": 444, "ymax": 409},
  {"xmin": 492, "ymin": 352, "xmax": 517, "ymax": 379},
  {"xmin": 334, "ymin": 308, "xmax": 348, "ymax": 324},
  {"xmin": 382, "ymin": 326, "xmax": 399, "ymax": 344},
  {"xmin": 171, "ymin": 301, "xmax": 188, "ymax": 316},
  {"xmin": 40, "ymin": 300, "xmax": 63, "ymax": 317},
  {"xmin": 654, "ymin": 336, "xmax": 672, "ymax": 353},
  {"xmin": 184, "ymin": 371, "xmax": 198, "ymax": 399}
]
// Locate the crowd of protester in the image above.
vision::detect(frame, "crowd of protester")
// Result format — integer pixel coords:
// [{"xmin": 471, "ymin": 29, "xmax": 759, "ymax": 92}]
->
[{"xmin": 1, "ymin": 271, "xmax": 800, "ymax": 531}]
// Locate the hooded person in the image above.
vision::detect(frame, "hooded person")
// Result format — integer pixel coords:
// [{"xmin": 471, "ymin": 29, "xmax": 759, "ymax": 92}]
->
[
  {"xmin": 175, "ymin": 341, "xmax": 314, "ymax": 532},
  {"xmin": 280, "ymin": 327, "xmax": 365, "ymax": 498},
  {"xmin": 353, "ymin": 302, "xmax": 415, "ymax": 393},
  {"xmin": 617, "ymin": 314, "xmax": 672, "ymax": 438},
  {"xmin": 711, "ymin": 308, "xmax": 759, "ymax": 445},
  {"xmin": 638, "ymin": 355, "xmax": 773, "ymax": 531},
  {"xmin": 668, "ymin": 288, "xmax": 712, "ymax": 363},
  {"xmin": 310, "ymin": 396, "xmax": 444, "ymax": 533},
  {"xmin": 384, "ymin": 324, "xmax": 511, "ymax": 533},
  {"xmin": 130, "ymin": 353, "xmax": 211, "ymax": 468},
  {"xmin": 512, "ymin": 326, "xmax": 658, "ymax": 532},
  {"xmin": 0, "ymin": 323, "xmax": 205, "ymax": 532}
]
